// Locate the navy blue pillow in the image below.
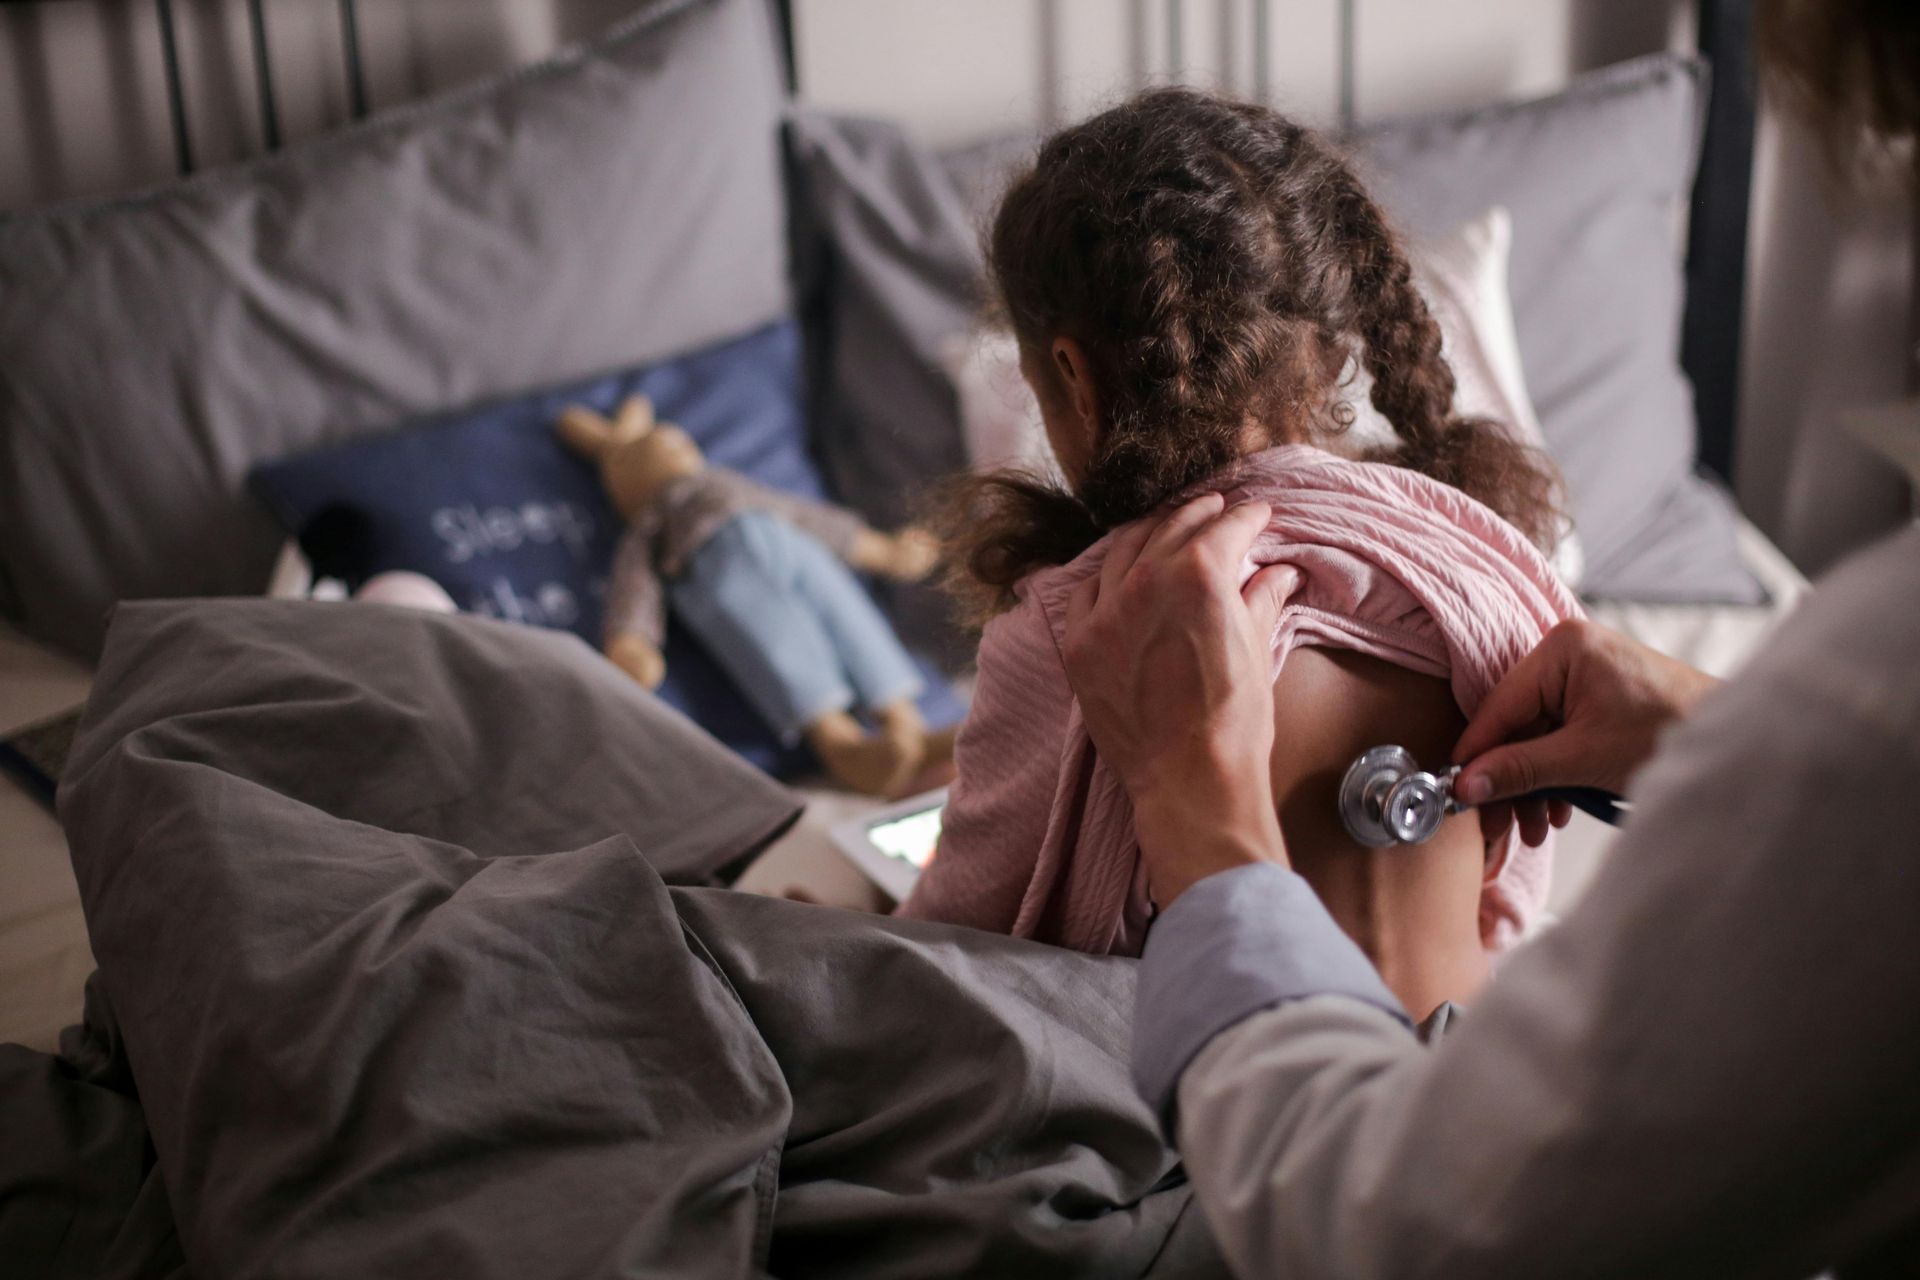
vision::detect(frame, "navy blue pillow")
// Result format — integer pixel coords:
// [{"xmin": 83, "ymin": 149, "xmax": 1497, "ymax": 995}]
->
[{"xmin": 252, "ymin": 319, "xmax": 962, "ymax": 776}]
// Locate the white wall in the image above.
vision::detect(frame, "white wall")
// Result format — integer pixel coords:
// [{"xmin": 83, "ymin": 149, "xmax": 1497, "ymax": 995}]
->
[
  {"xmin": 790, "ymin": 0, "xmax": 1670, "ymax": 138},
  {"xmin": 791, "ymin": 0, "xmax": 1342, "ymax": 140},
  {"xmin": 2, "ymin": 0, "xmax": 1910, "ymax": 572}
]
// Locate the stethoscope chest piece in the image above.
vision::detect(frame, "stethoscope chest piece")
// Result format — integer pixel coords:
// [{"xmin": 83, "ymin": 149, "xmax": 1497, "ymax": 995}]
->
[{"xmin": 1338, "ymin": 745, "xmax": 1457, "ymax": 848}]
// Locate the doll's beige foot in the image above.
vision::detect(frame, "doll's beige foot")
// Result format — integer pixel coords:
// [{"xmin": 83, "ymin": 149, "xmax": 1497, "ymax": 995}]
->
[
  {"xmin": 919, "ymin": 723, "xmax": 957, "ymax": 770},
  {"xmin": 891, "ymin": 714, "xmax": 956, "ymax": 794},
  {"xmin": 875, "ymin": 699, "xmax": 926, "ymax": 751},
  {"xmin": 607, "ymin": 633, "xmax": 667, "ymax": 689},
  {"xmin": 808, "ymin": 709, "xmax": 924, "ymax": 796}
]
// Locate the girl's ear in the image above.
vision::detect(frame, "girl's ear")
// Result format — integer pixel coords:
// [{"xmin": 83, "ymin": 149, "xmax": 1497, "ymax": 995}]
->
[{"xmin": 1050, "ymin": 336, "xmax": 1101, "ymax": 442}]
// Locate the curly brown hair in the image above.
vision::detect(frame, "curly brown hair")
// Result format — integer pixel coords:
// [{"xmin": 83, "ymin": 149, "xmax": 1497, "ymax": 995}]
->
[{"xmin": 944, "ymin": 89, "xmax": 1563, "ymax": 622}]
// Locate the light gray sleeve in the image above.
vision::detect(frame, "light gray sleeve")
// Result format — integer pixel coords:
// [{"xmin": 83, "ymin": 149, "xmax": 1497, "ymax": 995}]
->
[
  {"xmin": 1166, "ymin": 529, "xmax": 1920, "ymax": 1280},
  {"xmin": 1133, "ymin": 862, "xmax": 1408, "ymax": 1128}
]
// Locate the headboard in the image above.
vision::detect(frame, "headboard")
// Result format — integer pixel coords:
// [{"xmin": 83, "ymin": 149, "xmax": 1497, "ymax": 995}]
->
[
  {"xmin": 1680, "ymin": 0, "xmax": 1756, "ymax": 486},
  {"xmin": 3, "ymin": 0, "xmax": 1754, "ymax": 484}
]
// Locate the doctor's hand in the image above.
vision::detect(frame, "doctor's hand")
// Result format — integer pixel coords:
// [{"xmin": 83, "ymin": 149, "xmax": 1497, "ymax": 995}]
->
[
  {"xmin": 1454, "ymin": 619, "xmax": 1719, "ymax": 847},
  {"xmin": 1061, "ymin": 494, "xmax": 1301, "ymax": 905}
]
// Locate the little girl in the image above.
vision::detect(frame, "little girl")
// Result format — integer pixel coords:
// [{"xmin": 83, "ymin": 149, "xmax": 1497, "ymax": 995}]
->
[{"xmin": 896, "ymin": 90, "xmax": 1581, "ymax": 1017}]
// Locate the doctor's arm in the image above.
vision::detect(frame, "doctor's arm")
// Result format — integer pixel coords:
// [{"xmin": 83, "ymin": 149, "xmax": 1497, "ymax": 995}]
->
[{"xmin": 1067, "ymin": 499, "xmax": 1920, "ymax": 1279}]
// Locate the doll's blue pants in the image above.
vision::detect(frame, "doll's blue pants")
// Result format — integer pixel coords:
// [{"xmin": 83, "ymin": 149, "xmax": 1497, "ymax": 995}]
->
[{"xmin": 670, "ymin": 510, "xmax": 924, "ymax": 745}]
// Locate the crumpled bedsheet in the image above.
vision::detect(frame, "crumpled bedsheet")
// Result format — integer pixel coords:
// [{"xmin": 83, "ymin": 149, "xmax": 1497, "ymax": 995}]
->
[{"xmin": 0, "ymin": 599, "xmax": 1219, "ymax": 1278}]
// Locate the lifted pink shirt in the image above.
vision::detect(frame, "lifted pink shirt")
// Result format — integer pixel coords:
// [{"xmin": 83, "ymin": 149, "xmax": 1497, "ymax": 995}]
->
[{"xmin": 897, "ymin": 445, "xmax": 1583, "ymax": 955}]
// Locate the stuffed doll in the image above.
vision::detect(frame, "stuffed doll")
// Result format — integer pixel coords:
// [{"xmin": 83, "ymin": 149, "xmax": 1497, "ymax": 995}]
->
[{"xmin": 557, "ymin": 395, "xmax": 941, "ymax": 796}]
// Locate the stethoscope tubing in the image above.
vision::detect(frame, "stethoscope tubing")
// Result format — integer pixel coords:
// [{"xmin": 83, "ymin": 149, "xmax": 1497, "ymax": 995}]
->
[{"xmin": 1529, "ymin": 786, "xmax": 1628, "ymax": 828}]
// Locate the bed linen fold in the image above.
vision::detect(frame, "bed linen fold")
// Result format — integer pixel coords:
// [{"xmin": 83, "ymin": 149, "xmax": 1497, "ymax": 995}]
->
[{"xmin": 1, "ymin": 599, "xmax": 1215, "ymax": 1278}]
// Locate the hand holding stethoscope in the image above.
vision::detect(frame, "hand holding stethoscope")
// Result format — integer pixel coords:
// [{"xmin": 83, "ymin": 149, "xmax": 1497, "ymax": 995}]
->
[
  {"xmin": 1344, "ymin": 620, "xmax": 1721, "ymax": 850},
  {"xmin": 1339, "ymin": 744, "xmax": 1627, "ymax": 847}
]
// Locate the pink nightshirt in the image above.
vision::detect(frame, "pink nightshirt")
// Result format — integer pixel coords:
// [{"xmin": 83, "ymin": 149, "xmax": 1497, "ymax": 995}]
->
[{"xmin": 897, "ymin": 444, "xmax": 1583, "ymax": 955}]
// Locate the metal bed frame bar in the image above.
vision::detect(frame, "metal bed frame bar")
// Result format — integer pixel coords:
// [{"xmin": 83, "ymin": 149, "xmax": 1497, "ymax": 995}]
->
[
  {"xmin": 147, "ymin": 0, "xmax": 369, "ymax": 177},
  {"xmin": 125, "ymin": 0, "xmax": 1363, "ymax": 198},
  {"xmin": 1682, "ymin": 0, "xmax": 1756, "ymax": 485}
]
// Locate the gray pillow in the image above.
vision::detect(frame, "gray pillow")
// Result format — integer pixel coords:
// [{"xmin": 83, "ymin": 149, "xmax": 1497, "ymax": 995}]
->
[
  {"xmin": 788, "ymin": 109, "xmax": 980, "ymax": 532},
  {"xmin": 1357, "ymin": 53, "xmax": 1762, "ymax": 603},
  {"xmin": 787, "ymin": 109, "xmax": 987, "ymax": 663},
  {"xmin": 0, "ymin": 0, "xmax": 790, "ymax": 660},
  {"xmin": 937, "ymin": 128, "xmax": 1042, "ymax": 231}
]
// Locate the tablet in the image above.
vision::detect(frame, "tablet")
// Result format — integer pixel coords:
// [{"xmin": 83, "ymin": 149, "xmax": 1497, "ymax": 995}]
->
[{"xmin": 829, "ymin": 787, "xmax": 947, "ymax": 902}]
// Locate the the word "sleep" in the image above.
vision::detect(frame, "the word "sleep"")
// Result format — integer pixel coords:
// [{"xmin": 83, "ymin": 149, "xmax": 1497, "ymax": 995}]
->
[{"xmin": 432, "ymin": 502, "xmax": 595, "ymax": 563}]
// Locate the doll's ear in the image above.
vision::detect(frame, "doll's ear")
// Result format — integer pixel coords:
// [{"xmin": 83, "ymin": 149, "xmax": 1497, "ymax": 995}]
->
[
  {"xmin": 556, "ymin": 406, "xmax": 617, "ymax": 458},
  {"xmin": 613, "ymin": 395, "xmax": 658, "ymax": 442}
]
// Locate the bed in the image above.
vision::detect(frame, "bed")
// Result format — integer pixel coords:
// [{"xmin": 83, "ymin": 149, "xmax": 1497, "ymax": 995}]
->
[{"xmin": 0, "ymin": 0, "xmax": 1803, "ymax": 1272}]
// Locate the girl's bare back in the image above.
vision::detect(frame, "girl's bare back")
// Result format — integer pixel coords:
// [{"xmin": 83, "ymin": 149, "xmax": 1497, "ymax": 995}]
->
[{"xmin": 1269, "ymin": 648, "xmax": 1491, "ymax": 1016}]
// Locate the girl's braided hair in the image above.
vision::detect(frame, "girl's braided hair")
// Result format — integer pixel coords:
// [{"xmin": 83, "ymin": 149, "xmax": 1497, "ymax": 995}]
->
[{"xmin": 945, "ymin": 88, "xmax": 1563, "ymax": 621}]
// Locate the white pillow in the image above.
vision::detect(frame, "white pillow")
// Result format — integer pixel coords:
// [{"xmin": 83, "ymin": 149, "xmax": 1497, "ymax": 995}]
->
[
  {"xmin": 941, "ymin": 205, "xmax": 1582, "ymax": 585},
  {"xmin": 1341, "ymin": 207, "xmax": 1543, "ymax": 447},
  {"xmin": 1349, "ymin": 206, "xmax": 1584, "ymax": 585}
]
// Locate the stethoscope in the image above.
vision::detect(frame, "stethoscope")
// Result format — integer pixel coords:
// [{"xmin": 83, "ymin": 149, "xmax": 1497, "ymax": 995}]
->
[{"xmin": 1338, "ymin": 744, "xmax": 1628, "ymax": 847}]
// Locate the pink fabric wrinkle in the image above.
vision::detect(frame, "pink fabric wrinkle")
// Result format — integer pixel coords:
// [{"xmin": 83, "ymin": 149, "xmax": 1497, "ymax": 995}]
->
[{"xmin": 897, "ymin": 444, "xmax": 1584, "ymax": 957}]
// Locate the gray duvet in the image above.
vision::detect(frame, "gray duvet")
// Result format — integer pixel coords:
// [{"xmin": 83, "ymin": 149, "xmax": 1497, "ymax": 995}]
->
[{"xmin": 0, "ymin": 600, "xmax": 1219, "ymax": 1278}]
